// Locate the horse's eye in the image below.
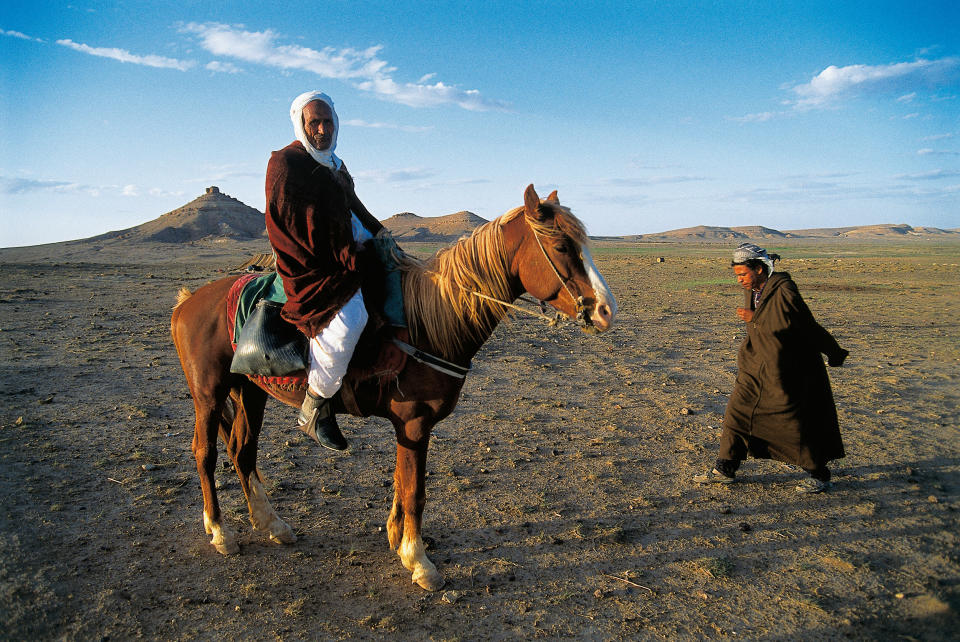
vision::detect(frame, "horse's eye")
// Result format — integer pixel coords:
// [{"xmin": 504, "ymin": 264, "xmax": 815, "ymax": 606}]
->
[{"xmin": 554, "ymin": 243, "xmax": 569, "ymax": 254}]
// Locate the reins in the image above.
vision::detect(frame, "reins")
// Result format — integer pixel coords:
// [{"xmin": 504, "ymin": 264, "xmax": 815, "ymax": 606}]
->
[
  {"xmin": 469, "ymin": 291, "xmax": 569, "ymax": 326},
  {"xmin": 409, "ymin": 209, "xmax": 596, "ymax": 380},
  {"xmin": 469, "ymin": 218, "xmax": 595, "ymax": 331}
]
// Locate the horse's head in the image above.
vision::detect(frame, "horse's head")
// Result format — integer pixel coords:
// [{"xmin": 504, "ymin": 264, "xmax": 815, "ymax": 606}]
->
[{"xmin": 502, "ymin": 184, "xmax": 617, "ymax": 333}]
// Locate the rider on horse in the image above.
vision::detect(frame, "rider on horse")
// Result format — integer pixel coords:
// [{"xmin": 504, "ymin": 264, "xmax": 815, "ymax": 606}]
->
[{"xmin": 265, "ymin": 91, "xmax": 384, "ymax": 451}]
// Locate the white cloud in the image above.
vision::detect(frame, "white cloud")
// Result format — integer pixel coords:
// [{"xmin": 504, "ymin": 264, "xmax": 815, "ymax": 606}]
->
[
  {"xmin": 897, "ymin": 92, "xmax": 917, "ymax": 103},
  {"xmin": 1, "ymin": 28, "xmax": 42, "ymax": 42},
  {"xmin": 791, "ymin": 57, "xmax": 960, "ymax": 108},
  {"xmin": 180, "ymin": 22, "xmax": 509, "ymax": 111},
  {"xmin": 918, "ymin": 148, "xmax": 960, "ymax": 156},
  {"xmin": 342, "ymin": 118, "xmax": 432, "ymax": 133},
  {"xmin": 352, "ymin": 167, "xmax": 436, "ymax": 183},
  {"xmin": 206, "ymin": 60, "xmax": 241, "ymax": 74},
  {"xmin": 902, "ymin": 112, "xmax": 920, "ymax": 119},
  {"xmin": 1, "ymin": 176, "xmax": 79, "ymax": 195},
  {"xmin": 148, "ymin": 187, "xmax": 186, "ymax": 197},
  {"xmin": 894, "ymin": 169, "xmax": 960, "ymax": 180},
  {"xmin": 0, "ymin": 175, "xmax": 181, "ymax": 198},
  {"xmin": 729, "ymin": 111, "xmax": 785, "ymax": 123},
  {"xmin": 56, "ymin": 38, "xmax": 194, "ymax": 71},
  {"xmin": 601, "ymin": 175, "xmax": 709, "ymax": 187},
  {"xmin": 923, "ymin": 133, "xmax": 955, "ymax": 142}
]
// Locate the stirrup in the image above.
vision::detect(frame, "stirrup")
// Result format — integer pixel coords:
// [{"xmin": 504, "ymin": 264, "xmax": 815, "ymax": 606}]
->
[{"xmin": 297, "ymin": 392, "xmax": 348, "ymax": 451}]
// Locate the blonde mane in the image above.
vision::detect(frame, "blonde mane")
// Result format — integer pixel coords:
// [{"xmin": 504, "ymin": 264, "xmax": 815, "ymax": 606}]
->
[{"xmin": 398, "ymin": 201, "xmax": 587, "ymax": 360}]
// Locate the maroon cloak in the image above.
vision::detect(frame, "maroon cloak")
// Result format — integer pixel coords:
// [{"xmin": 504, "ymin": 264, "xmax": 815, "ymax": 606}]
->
[
  {"xmin": 264, "ymin": 141, "xmax": 383, "ymax": 337},
  {"xmin": 720, "ymin": 272, "xmax": 847, "ymax": 469}
]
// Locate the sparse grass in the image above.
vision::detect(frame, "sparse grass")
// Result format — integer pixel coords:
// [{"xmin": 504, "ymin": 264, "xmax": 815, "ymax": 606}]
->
[{"xmin": 703, "ymin": 556, "xmax": 734, "ymax": 579}]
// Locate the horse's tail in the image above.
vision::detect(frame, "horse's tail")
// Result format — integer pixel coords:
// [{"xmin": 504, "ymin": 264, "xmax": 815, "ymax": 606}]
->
[{"xmin": 174, "ymin": 287, "xmax": 193, "ymax": 309}]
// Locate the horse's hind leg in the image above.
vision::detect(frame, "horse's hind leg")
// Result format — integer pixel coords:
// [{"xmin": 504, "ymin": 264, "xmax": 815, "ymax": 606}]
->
[
  {"xmin": 229, "ymin": 383, "xmax": 296, "ymax": 545},
  {"xmin": 192, "ymin": 390, "xmax": 240, "ymax": 554}
]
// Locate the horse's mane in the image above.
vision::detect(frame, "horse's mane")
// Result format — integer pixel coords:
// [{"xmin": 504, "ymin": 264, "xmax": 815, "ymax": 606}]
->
[{"xmin": 398, "ymin": 200, "xmax": 587, "ymax": 360}]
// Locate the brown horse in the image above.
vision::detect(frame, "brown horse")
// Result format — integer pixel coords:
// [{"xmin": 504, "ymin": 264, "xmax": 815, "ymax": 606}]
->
[{"xmin": 170, "ymin": 184, "xmax": 617, "ymax": 590}]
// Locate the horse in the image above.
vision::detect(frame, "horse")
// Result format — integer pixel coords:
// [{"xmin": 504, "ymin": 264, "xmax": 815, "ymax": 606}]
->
[{"xmin": 170, "ymin": 184, "xmax": 617, "ymax": 590}]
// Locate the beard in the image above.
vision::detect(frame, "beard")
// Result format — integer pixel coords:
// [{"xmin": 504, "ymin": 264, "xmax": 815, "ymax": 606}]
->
[{"xmin": 311, "ymin": 132, "xmax": 332, "ymax": 151}]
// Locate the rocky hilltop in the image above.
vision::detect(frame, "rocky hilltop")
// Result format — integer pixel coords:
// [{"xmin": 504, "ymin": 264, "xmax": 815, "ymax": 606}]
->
[
  {"xmin": 382, "ymin": 210, "xmax": 489, "ymax": 241},
  {"xmin": 629, "ymin": 222, "xmax": 958, "ymax": 242},
  {"xmin": 88, "ymin": 186, "xmax": 267, "ymax": 244}
]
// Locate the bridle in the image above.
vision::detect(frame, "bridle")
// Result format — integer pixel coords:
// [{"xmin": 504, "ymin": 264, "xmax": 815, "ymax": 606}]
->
[{"xmin": 470, "ymin": 218, "xmax": 595, "ymax": 331}]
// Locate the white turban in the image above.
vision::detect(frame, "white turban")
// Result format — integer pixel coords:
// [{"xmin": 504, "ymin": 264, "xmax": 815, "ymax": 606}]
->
[{"xmin": 290, "ymin": 91, "xmax": 342, "ymax": 171}]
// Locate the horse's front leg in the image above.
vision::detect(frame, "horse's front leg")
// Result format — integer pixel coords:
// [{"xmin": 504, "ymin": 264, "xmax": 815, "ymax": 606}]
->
[{"xmin": 391, "ymin": 417, "xmax": 443, "ymax": 591}]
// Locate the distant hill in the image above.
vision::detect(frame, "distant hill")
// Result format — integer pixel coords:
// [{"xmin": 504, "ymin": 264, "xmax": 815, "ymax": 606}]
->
[
  {"xmin": 382, "ymin": 210, "xmax": 489, "ymax": 241},
  {"xmin": 86, "ymin": 186, "xmax": 267, "ymax": 244},
  {"xmin": 73, "ymin": 189, "xmax": 489, "ymax": 246},
  {"xmin": 4, "ymin": 185, "xmax": 956, "ymax": 256},
  {"xmin": 783, "ymin": 223, "xmax": 957, "ymax": 238},
  {"xmin": 629, "ymin": 223, "xmax": 959, "ymax": 242}
]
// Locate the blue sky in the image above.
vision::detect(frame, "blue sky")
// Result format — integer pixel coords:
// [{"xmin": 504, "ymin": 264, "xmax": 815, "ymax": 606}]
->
[{"xmin": 1, "ymin": 1, "xmax": 958, "ymax": 247}]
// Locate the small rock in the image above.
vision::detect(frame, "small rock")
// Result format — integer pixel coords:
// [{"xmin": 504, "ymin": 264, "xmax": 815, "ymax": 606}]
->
[
  {"xmin": 719, "ymin": 507, "xmax": 732, "ymax": 515},
  {"xmin": 738, "ymin": 522, "xmax": 752, "ymax": 532},
  {"xmin": 680, "ymin": 407, "xmax": 692, "ymax": 415},
  {"xmin": 141, "ymin": 463, "xmax": 158, "ymax": 471},
  {"xmin": 593, "ymin": 589, "xmax": 605, "ymax": 599},
  {"xmin": 441, "ymin": 590, "xmax": 464, "ymax": 604},
  {"xmin": 895, "ymin": 592, "xmax": 905, "ymax": 599},
  {"xmin": 928, "ymin": 495, "xmax": 938, "ymax": 503}
]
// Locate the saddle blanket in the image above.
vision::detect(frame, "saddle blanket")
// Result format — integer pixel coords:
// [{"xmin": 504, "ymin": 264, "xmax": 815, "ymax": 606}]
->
[
  {"xmin": 226, "ymin": 272, "xmax": 409, "ymax": 401},
  {"xmin": 227, "ymin": 272, "xmax": 306, "ymax": 389}
]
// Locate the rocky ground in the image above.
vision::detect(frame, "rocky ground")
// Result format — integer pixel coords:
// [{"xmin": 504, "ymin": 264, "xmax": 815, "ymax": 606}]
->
[{"xmin": 1, "ymin": 238, "xmax": 958, "ymax": 640}]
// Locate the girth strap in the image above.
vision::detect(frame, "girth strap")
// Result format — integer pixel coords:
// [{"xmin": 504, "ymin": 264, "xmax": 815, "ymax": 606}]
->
[{"xmin": 391, "ymin": 339, "xmax": 471, "ymax": 379}]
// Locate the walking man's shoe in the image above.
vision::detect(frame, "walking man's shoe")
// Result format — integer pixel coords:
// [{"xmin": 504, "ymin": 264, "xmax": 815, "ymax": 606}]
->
[{"xmin": 693, "ymin": 468, "xmax": 736, "ymax": 484}]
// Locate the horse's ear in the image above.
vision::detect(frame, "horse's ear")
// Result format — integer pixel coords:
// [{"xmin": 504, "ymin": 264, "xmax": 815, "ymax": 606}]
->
[
  {"xmin": 545, "ymin": 190, "xmax": 559, "ymax": 204},
  {"xmin": 523, "ymin": 184, "xmax": 548, "ymax": 222}
]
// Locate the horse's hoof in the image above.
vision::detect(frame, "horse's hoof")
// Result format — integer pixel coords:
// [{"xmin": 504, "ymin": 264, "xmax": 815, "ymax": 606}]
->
[
  {"xmin": 413, "ymin": 568, "xmax": 445, "ymax": 592},
  {"xmin": 268, "ymin": 523, "xmax": 297, "ymax": 545},
  {"xmin": 213, "ymin": 539, "xmax": 240, "ymax": 555}
]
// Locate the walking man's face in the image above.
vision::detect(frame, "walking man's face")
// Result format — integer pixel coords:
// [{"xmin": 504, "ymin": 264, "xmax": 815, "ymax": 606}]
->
[{"xmin": 733, "ymin": 264, "xmax": 766, "ymax": 290}]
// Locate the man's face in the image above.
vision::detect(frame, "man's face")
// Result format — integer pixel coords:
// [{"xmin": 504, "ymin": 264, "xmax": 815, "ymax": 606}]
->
[
  {"xmin": 733, "ymin": 264, "xmax": 766, "ymax": 290},
  {"xmin": 303, "ymin": 101, "xmax": 335, "ymax": 150}
]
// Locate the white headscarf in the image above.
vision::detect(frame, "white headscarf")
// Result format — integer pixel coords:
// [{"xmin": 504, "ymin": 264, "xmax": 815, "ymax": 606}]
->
[
  {"xmin": 290, "ymin": 91, "xmax": 342, "ymax": 171},
  {"xmin": 732, "ymin": 242, "xmax": 778, "ymax": 276}
]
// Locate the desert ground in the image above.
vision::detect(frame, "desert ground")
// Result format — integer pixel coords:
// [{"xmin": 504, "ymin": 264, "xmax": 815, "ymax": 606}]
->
[{"xmin": 1, "ymin": 237, "xmax": 958, "ymax": 640}]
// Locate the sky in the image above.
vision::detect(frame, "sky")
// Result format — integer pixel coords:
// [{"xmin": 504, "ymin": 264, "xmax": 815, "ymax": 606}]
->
[{"xmin": 1, "ymin": 1, "xmax": 958, "ymax": 247}]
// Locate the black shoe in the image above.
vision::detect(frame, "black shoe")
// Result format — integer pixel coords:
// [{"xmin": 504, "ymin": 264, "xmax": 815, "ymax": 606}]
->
[{"xmin": 297, "ymin": 391, "xmax": 348, "ymax": 451}]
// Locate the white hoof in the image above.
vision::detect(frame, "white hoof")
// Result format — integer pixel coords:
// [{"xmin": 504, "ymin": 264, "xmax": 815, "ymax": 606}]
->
[
  {"xmin": 267, "ymin": 519, "xmax": 297, "ymax": 545},
  {"xmin": 205, "ymin": 511, "xmax": 239, "ymax": 554},
  {"xmin": 413, "ymin": 565, "xmax": 445, "ymax": 592}
]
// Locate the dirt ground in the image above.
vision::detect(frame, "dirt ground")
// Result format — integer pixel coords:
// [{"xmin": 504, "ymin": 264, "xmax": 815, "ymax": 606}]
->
[{"xmin": 1, "ymin": 237, "xmax": 958, "ymax": 640}]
